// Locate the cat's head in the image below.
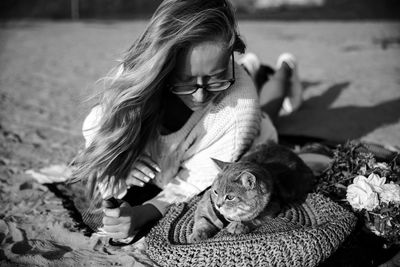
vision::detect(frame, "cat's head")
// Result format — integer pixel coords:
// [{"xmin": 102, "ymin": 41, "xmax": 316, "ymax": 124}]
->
[{"xmin": 210, "ymin": 158, "xmax": 273, "ymax": 222}]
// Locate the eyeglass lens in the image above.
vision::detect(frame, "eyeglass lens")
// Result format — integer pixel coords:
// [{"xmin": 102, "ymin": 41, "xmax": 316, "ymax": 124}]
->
[{"xmin": 170, "ymin": 53, "xmax": 235, "ymax": 95}]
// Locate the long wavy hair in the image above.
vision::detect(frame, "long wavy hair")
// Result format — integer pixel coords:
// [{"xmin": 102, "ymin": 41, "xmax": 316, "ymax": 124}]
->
[{"xmin": 71, "ymin": 0, "xmax": 246, "ymax": 197}]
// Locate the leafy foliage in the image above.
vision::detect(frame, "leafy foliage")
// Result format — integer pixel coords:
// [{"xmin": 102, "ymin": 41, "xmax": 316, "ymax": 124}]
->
[{"xmin": 315, "ymin": 141, "xmax": 400, "ymax": 246}]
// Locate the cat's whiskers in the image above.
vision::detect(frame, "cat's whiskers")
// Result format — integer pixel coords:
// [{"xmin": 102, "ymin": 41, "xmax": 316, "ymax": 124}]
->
[{"xmin": 222, "ymin": 205, "xmax": 259, "ymax": 221}]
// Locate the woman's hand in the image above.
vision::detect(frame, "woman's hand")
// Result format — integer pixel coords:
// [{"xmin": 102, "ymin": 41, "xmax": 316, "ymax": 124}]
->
[
  {"xmin": 126, "ymin": 155, "xmax": 160, "ymax": 187},
  {"xmin": 101, "ymin": 201, "xmax": 162, "ymax": 239}
]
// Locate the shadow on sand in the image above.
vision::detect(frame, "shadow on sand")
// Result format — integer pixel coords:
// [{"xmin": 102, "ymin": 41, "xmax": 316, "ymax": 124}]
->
[{"xmin": 277, "ymin": 82, "xmax": 400, "ymax": 143}]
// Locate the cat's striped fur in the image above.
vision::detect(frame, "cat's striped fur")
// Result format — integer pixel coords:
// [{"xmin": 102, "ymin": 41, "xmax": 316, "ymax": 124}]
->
[{"xmin": 189, "ymin": 142, "xmax": 314, "ymax": 243}]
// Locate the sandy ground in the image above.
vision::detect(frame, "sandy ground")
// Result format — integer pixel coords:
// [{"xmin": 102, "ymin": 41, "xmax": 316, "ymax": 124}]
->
[{"xmin": 0, "ymin": 20, "xmax": 399, "ymax": 266}]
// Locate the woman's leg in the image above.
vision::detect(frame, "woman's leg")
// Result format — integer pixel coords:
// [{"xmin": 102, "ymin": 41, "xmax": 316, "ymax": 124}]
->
[
  {"xmin": 258, "ymin": 62, "xmax": 293, "ymax": 123},
  {"xmin": 239, "ymin": 53, "xmax": 303, "ymax": 124}
]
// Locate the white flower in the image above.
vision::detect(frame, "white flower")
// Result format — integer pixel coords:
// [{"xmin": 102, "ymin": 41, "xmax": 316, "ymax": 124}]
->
[
  {"xmin": 366, "ymin": 173, "xmax": 386, "ymax": 192},
  {"xmin": 346, "ymin": 175, "xmax": 380, "ymax": 211},
  {"xmin": 379, "ymin": 182, "xmax": 400, "ymax": 204},
  {"xmin": 373, "ymin": 162, "xmax": 390, "ymax": 170},
  {"xmin": 359, "ymin": 165, "xmax": 367, "ymax": 176}
]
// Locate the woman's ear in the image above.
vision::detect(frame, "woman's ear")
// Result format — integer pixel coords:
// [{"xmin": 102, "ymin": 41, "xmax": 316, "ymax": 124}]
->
[
  {"xmin": 240, "ymin": 171, "xmax": 256, "ymax": 190},
  {"xmin": 211, "ymin": 158, "xmax": 231, "ymax": 170}
]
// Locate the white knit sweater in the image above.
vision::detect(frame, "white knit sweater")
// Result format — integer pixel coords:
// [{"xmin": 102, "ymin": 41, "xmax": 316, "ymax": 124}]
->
[{"xmin": 82, "ymin": 63, "xmax": 277, "ymax": 215}]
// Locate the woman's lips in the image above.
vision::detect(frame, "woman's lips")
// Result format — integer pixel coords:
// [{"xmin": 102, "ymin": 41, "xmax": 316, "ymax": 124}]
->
[{"xmin": 192, "ymin": 96, "xmax": 214, "ymax": 107}]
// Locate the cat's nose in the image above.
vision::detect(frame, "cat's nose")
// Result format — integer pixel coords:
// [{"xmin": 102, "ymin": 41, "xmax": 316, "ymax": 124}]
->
[{"xmin": 216, "ymin": 201, "xmax": 223, "ymax": 208}]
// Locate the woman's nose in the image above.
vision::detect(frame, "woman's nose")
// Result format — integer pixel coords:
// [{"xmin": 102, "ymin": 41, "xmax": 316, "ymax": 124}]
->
[
  {"xmin": 192, "ymin": 88, "xmax": 208, "ymax": 102},
  {"xmin": 193, "ymin": 76, "xmax": 209, "ymax": 102}
]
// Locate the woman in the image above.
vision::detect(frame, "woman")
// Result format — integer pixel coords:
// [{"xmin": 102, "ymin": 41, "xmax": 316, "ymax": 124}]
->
[{"xmin": 72, "ymin": 0, "xmax": 302, "ymax": 241}]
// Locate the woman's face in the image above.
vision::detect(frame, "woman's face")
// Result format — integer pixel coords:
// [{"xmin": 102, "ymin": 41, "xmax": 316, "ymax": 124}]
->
[{"xmin": 170, "ymin": 41, "xmax": 231, "ymax": 111}]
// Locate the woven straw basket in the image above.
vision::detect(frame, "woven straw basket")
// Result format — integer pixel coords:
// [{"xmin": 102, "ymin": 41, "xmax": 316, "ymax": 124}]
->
[{"xmin": 145, "ymin": 193, "xmax": 357, "ymax": 267}]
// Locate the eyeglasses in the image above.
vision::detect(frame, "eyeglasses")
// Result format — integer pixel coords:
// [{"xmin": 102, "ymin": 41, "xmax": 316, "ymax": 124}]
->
[{"xmin": 169, "ymin": 53, "xmax": 235, "ymax": 95}]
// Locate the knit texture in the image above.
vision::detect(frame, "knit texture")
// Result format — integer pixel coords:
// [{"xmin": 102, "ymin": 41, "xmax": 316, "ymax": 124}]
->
[{"xmin": 145, "ymin": 193, "xmax": 357, "ymax": 267}]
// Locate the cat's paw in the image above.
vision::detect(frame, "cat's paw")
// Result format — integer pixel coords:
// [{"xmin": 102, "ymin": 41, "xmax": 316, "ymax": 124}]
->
[
  {"xmin": 188, "ymin": 229, "xmax": 210, "ymax": 243},
  {"xmin": 226, "ymin": 222, "xmax": 250, "ymax": 234}
]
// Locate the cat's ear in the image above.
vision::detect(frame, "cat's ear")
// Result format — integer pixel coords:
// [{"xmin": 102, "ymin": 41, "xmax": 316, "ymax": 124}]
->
[
  {"xmin": 240, "ymin": 171, "xmax": 256, "ymax": 190},
  {"xmin": 211, "ymin": 158, "xmax": 231, "ymax": 170}
]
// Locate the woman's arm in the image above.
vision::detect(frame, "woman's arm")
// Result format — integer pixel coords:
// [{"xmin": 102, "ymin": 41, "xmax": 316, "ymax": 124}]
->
[
  {"xmin": 102, "ymin": 202, "xmax": 161, "ymax": 239},
  {"xmin": 82, "ymin": 106, "xmax": 163, "ymax": 239},
  {"xmin": 82, "ymin": 105, "xmax": 161, "ymax": 199}
]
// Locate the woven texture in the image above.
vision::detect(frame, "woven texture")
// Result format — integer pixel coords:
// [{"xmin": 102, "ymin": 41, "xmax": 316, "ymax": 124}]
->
[{"xmin": 145, "ymin": 193, "xmax": 357, "ymax": 267}]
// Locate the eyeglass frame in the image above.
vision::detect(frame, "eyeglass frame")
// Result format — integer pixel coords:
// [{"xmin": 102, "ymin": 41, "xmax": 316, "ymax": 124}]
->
[{"xmin": 168, "ymin": 53, "xmax": 235, "ymax": 95}]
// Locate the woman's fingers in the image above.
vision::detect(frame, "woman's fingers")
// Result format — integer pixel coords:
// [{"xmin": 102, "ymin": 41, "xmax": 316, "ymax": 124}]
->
[
  {"xmin": 125, "ymin": 177, "xmax": 144, "ymax": 187},
  {"xmin": 126, "ymin": 157, "xmax": 161, "ymax": 187},
  {"xmin": 139, "ymin": 155, "xmax": 161, "ymax": 172},
  {"xmin": 124, "ymin": 155, "xmax": 161, "ymax": 188},
  {"xmin": 134, "ymin": 161, "xmax": 156, "ymax": 180},
  {"xmin": 104, "ymin": 207, "xmax": 121, "ymax": 217},
  {"xmin": 101, "ymin": 202, "xmax": 134, "ymax": 239},
  {"xmin": 102, "ymin": 223, "xmax": 129, "ymax": 234},
  {"xmin": 103, "ymin": 214, "xmax": 129, "ymax": 225},
  {"xmin": 126, "ymin": 170, "xmax": 148, "ymax": 187},
  {"xmin": 103, "ymin": 216, "xmax": 121, "ymax": 225},
  {"xmin": 102, "ymin": 231, "xmax": 129, "ymax": 240}
]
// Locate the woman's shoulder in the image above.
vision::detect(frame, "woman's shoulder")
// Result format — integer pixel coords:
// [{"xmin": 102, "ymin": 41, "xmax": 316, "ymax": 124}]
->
[
  {"xmin": 203, "ymin": 64, "xmax": 260, "ymax": 132},
  {"xmin": 211, "ymin": 63, "xmax": 259, "ymax": 114}
]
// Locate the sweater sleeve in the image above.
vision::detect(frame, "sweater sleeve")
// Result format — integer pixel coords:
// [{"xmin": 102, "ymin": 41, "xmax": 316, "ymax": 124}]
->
[
  {"xmin": 144, "ymin": 98, "xmax": 261, "ymax": 215},
  {"xmin": 82, "ymin": 105, "xmax": 103, "ymax": 148}
]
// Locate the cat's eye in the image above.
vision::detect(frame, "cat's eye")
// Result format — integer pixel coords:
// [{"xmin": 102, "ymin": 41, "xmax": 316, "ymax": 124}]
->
[
  {"xmin": 213, "ymin": 190, "xmax": 218, "ymax": 195},
  {"xmin": 225, "ymin": 195, "xmax": 235, "ymax": 201}
]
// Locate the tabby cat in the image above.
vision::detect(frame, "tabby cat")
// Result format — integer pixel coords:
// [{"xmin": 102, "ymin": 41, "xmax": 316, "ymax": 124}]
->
[{"xmin": 189, "ymin": 142, "xmax": 315, "ymax": 243}]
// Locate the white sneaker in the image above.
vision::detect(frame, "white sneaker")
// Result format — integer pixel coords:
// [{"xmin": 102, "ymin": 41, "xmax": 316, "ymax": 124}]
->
[
  {"xmin": 238, "ymin": 52, "xmax": 260, "ymax": 80},
  {"xmin": 277, "ymin": 53, "xmax": 303, "ymax": 114}
]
